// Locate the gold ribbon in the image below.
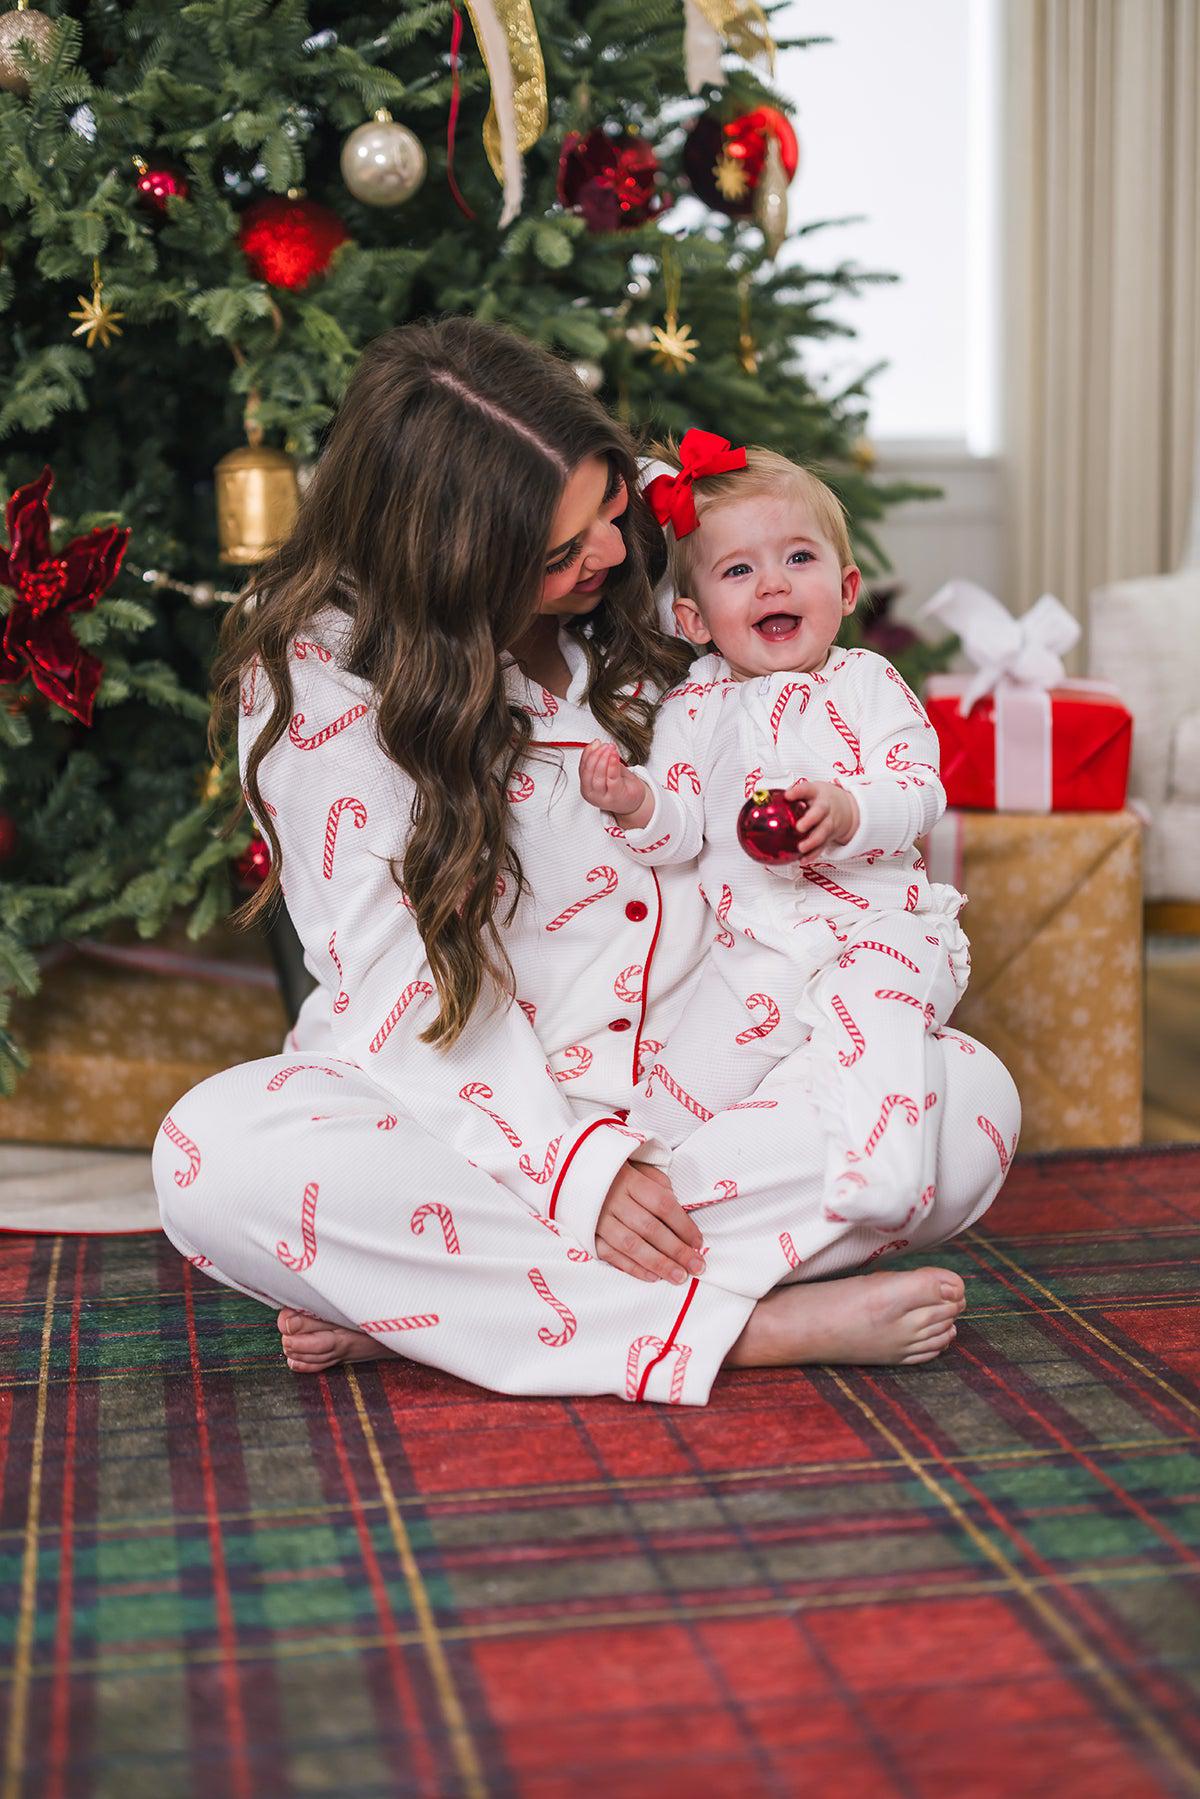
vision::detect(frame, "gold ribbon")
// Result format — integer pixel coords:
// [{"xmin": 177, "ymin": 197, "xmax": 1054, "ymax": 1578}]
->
[
  {"xmin": 686, "ymin": 0, "xmax": 775, "ymax": 88},
  {"xmin": 462, "ymin": 0, "xmax": 547, "ymax": 220}
]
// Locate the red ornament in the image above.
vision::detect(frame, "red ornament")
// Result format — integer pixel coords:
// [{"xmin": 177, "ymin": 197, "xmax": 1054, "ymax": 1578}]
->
[
  {"xmin": 238, "ymin": 196, "xmax": 350, "ymax": 290},
  {"xmin": 0, "ymin": 811, "xmax": 16, "ymax": 862},
  {"xmin": 557, "ymin": 127, "xmax": 670, "ymax": 232},
  {"xmin": 737, "ymin": 786, "xmax": 807, "ymax": 865},
  {"xmin": 0, "ymin": 468, "xmax": 128, "ymax": 727},
  {"xmin": 134, "ymin": 159, "xmax": 190, "ymax": 217},
  {"xmin": 234, "ymin": 833, "xmax": 271, "ymax": 891},
  {"xmin": 684, "ymin": 106, "xmax": 799, "ymax": 217}
]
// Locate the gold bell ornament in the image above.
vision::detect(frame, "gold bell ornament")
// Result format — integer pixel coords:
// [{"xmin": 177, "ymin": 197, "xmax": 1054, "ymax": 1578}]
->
[{"xmin": 215, "ymin": 427, "xmax": 300, "ymax": 566}]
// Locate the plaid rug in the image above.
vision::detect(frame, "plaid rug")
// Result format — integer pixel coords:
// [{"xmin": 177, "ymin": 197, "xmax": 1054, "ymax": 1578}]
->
[{"xmin": 2, "ymin": 1146, "xmax": 1198, "ymax": 1799}]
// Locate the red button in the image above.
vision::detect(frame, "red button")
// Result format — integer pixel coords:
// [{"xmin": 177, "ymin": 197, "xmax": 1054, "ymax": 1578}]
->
[
  {"xmin": 625, "ymin": 900, "xmax": 648, "ymax": 922},
  {"xmin": 613, "ymin": 1107, "xmax": 630, "ymax": 1122},
  {"xmin": 608, "ymin": 1018, "xmax": 632, "ymax": 1032}
]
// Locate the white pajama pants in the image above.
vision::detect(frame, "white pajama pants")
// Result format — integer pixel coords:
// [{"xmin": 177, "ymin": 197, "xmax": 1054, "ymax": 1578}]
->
[
  {"xmin": 154, "ymin": 1028, "xmax": 1019, "ymax": 1407},
  {"xmin": 633, "ymin": 912, "xmax": 971, "ymax": 1236}
]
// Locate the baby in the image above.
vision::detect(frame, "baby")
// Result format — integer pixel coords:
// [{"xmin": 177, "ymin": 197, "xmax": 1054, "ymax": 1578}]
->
[{"xmin": 579, "ymin": 433, "xmax": 971, "ymax": 1240}]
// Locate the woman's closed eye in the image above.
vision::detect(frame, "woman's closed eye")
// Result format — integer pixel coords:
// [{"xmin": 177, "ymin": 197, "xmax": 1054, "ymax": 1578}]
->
[
  {"xmin": 546, "ymin": 539, "xmax": 583, "ymax": 576},
  {"xmin": 544, "ymin": 468, "xmax": 626, "ymax": 575}
]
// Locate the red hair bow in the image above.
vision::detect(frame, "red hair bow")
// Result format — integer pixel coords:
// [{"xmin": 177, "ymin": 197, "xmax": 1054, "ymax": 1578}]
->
[{"xmin": 645, "ymin": 428, "xmax": 747, "ymax": 538}]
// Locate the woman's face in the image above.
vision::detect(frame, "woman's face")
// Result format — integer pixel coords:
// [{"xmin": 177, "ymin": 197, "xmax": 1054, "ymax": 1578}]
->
[{"xmin": 538, "ymin": 454, "xmax": 629, "ymax": 617}]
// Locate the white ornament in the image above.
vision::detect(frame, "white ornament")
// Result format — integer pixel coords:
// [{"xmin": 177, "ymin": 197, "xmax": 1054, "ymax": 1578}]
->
[
  {"xmin": 625, "ymin": 322, "xmax": 655, "ymax": 351},
  {"xmin": 340, "ymin": 111, "xmax": 426, "ymax": 207},
  {"xmin": 572, "ymin": 360, "xmax": 603, "ymax": 392}
]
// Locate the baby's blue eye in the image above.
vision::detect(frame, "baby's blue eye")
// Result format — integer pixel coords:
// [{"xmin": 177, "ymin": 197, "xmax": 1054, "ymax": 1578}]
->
[
  {"xmin": 722, "ymin": 562, "xmax": 752, "ymax": 578},
  {"xmin": 788, "ymin": 549, "xmax": 815, "ymax": 565}
]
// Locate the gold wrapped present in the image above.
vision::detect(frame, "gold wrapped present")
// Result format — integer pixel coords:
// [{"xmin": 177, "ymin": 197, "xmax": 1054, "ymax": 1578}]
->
[
  {"xmin": 925, "ymin": 809, "xmax": 1143, "ymax": 1151},
  {"xmin": 1, "ymin": 924, "xmax": 287, "ymax": 1151}
]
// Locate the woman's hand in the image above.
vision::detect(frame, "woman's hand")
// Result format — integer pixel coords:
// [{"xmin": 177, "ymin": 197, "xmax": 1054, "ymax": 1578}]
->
[
  {"xmin": 783, "ymin": 777, "xmax": 860, "ymax": 862},
  {"xmin": 579, "ymin": 740, "xmax": 655, "ymax": 830},
  {"xmin": 595, "ymin": 1160, "xmax": 707, "ymax": 1283}
]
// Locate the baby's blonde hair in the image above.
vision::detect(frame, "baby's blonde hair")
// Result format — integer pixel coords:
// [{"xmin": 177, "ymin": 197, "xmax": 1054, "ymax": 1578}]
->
[{"xmin": 654, "ymin": 443, "xmax": 855, "ymax": 597}]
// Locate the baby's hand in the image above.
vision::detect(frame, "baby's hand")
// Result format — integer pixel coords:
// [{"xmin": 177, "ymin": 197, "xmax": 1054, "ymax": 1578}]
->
[
  {"xmin": 580, "ymin": 741, "xmax": 655, "ymax": 830},
  {"xmin": 783, "ymin": 777, "xmax": 859, "ymax": 862}
]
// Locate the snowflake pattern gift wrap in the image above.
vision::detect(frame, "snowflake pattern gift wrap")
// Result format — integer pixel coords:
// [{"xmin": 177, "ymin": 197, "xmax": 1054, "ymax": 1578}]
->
[
  {"xmin": 924, "ymin": 808, "xmax": 1142, "ymax": 1151},
  {"xmin": 0, "ymin": 924, "xmax": 287, "ymax": 1150}
]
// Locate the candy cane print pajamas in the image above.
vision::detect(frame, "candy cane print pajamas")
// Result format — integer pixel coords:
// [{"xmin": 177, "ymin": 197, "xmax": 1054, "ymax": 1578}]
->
[
  {"xmin": 618, "ymin": 647, "xmax": 979, "ymax": 1236},
  {"xmin": 154, "ymin": 612, "xmax": 1019, "ymax": 1403}
]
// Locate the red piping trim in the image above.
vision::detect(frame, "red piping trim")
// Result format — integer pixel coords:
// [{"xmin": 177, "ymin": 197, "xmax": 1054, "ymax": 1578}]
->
[
  {"xmin": 538, "ymin": 740, "xmax": 590, "ymax": 749},
  {"xmin": 0, "ymin": 1224, "xmax": 162, "ymax": 1238},
  {"xmin": 547, "ymin": 1115, "xmax": 624, "ymax": 1219},
  {"xmin": 636, "ymin": 1276, "xmax": 700, "ymax": 1402},
  {"xmin": 631, "ymin": 867, "xmax": 664, "ymax": 1087}
]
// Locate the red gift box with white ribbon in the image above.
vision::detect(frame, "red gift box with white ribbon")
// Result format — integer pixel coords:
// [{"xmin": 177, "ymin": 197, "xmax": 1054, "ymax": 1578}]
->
[{"xmin": 920, "ymin": 581, "xmax": 1133, "ymax": 813}]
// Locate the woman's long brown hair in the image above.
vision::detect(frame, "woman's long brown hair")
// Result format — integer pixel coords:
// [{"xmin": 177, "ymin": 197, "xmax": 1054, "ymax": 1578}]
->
[{"xmin": 210, "ymin": 316, "xmax": 691, "ymax": 1047}]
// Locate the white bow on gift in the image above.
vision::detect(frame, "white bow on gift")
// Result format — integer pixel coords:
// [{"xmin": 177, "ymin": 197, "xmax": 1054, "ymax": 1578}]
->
[{"xmin": 920, "ymin": 579, "xmax": 1081, "ymax": 715}]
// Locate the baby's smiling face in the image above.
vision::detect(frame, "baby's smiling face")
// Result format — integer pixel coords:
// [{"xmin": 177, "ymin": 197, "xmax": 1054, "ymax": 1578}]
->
[{"xmin": 673, "ymin": 494, "xmax": 861, "ymax": 680}]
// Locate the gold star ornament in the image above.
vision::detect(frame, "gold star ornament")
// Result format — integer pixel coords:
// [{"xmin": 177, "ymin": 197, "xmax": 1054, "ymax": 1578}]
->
[
  {"xmin": 69, "ymin": 259, "xmax": 125, "ymax": 350},
  {"xmin": 650, "ymin": 317, "xmax": 699, "ymax": 374},
  {"xmin": 713, "ymin": 152, "xmax": 749, "ymax": 203}
]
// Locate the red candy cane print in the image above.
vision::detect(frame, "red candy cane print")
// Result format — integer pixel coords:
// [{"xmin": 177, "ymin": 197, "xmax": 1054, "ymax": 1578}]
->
[
  {"xmin": 459, "ymin": 1082, "xmax": 524, "ymax": 1147},
  {"xmin": 548, "ymin": 1045, "xmax": 593, "ymax": 1082},
  {"xmin": 376, "ymin": 1115, "xmax": 397, "ymax": 1130},
  {"xmin": 634, "ymin": 1039, "xmax": 663, "ymax": 1083},
  {"xmin": 805, "ymin": 869, "xmax": 870, "ymax": 911},
  {"xmin": 629, "ymin": 833, "xmax": 672, "ymax": 856},
  {"xmin": 614, "ymin": 964, "xmax": 643, "ymax": 1005},
  {"xmin": 780, "ymin": 1232, "xmax": 801, "ymax": 1269},
  {"xmin": 875, "ymin": 988, "xmax": 938, "ymax": 1029},
  {"xmin": 885, "ymin": 742, "xmax": 914, "ymax": 771},
  {"xmin": 369, "ymin": 983, "xmax": 434, "ymax": 1054},
  {"xmin": 884, "ymin": 663, "xmax": 931, "ymax": 724},
  {"xmin": 837, "ymin": 940, "xmax": 921, "ymax": 973},
  {"xmin": 322, "ymin": 796, "xmax": 368, "ymax": 879},
  {"xmin": 239, "ymin": 656, "xmax": 259, "ymax": 717},
  {"xmin": 518, "ymin": 999, "xmax": 537, "ymax": 1026},
  {"xmin": 293, "ymin": 638, "xmax": 333, "ymax": 663},
  {"xmin": 666, "ymin": 762, "xmax": 702, "ymax": 794},
  {"xmin": 905, "ymin": 885, "xmax": 919, "ymax": 912},
  {"xmin": 831, "ymin": 995, "xmax": 866, "ymax": 1066},
  {"xmin": 735, "ymin": 993, "xmax": 780, "ymax": 1044},
  {"xmin": 859, "ymin": 1238, "xmax": 911, "ymax": 1266},
  {"xmin": 643, "ymin": 1064, "xmax": 714, "ymax": 1122},
  {"xmin": 822, "ymin": 916, "xmax": 850, "ymax": 945},
  {"xmin": 521, "ymin": 685, "xmax": 559, "ymax": 721},
  {"xmin": 977, "ymin": 1113, "xmax": 1016, "ymax": 1172},
  {"xmin": 744, "ymin": 767, "xmax": 764, "ymax": 799},
  {"xmin": 626, "ymin": 1335, "xmax": 692, "ymax": 1404},
  {"xmin": 410, "ymin": 1202, "xmax": 461, "ymax": 1255},
  {"xmin": 825, "ymin": 699, "xmax": 864, "ymax": 774},
  {"xmin": 527, "ymin": 1268, "xmax": 577, "ymax": 1347},
  {"xmin": 187, "ymin": 1253, "xmax": 213, "ymax": 1269},
  {"xmin": 724, "ymin": 1099, "xmax": 779, "ymax": 1110},
  {"xmin": 276, "ymin": 1181, "xmax": 319, "ymax": 1272},
  {"xmin": 266, "ymin": 1064, "xmax": 346, "ymax": 1092},
  {"xmin": 328, "ymin": 931, "xmax": 350, "ymax": 1015},
  {"xmin": 519, "ymin": 1135, "xmax": 563, "ymax": 1185},
  {"xmin": 714, "ymin": 884, "xmax": 735, "ymax": 948},
  {"xmin": 358, "ymin": 1314, "xmax": 439, "ymax": 1335},
  {"xmin": 934, "ymin": 1028, "xmax": 977, "ymax": 1054},
  {"xmin": 770, "ymin": 682, "xmax": 809, "ymax": 744},
  {"xmin": 161, "ymin": 1115, "xmax": 201, "ymax": 1188},
  {"xmin": 507, "ymin": 770, "xmax": 535, "ymax": 803},
  {"xmin": 684, "ymin": 1178, "xmax": 740, "ymax": 1213},
  {"xmin": 288, "ymin": 703, "xmax": 369, "ymax": 750},
  {"xmin": 545, "ymin": 866, "xmax": 617, "ymax": 932},
  {"xmin": 863, "ymin": 1094, "xmax": 921, "ymax": 1157}
]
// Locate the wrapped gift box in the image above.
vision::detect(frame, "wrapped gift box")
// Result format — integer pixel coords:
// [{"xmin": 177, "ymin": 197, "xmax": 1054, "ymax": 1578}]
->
[
  {"xmin": 926, "ymin": 808, "xmax": 1142, "ymax": 1152},
  {"xmin": 1, "ymin": 923, "xmax": 287, "ymax": 1150},
  {"xmin": 924, "ymin": 675, "xmax": 1132, "ymax": 812}
]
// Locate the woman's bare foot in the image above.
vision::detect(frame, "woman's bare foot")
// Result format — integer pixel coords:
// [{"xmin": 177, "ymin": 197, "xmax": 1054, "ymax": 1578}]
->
[
  {"xmin": 277, "ymin": 1309, "xmax": 399, "ymax": 1373},
  {"xmin": 725, "ymin": 1267, "xmax": 966, "ymax": 1370}
]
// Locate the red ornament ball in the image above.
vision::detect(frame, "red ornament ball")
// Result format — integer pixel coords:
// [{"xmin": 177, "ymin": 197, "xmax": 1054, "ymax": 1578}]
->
[
  {"xmin": 234, "ymin": 833, "xmax": 271, "ymax": 891},
  {"xmin": 134, "ymin": 160, "xmax": 190, "ymax": 217},
  {"xmin": 557, "ymin": 127, "xmax": 669, "ymax": 232},
  {"xmin": 684, "ymin": 106, "xmax": 799, "ymax": 217},
  {"xmin": 737, "ymin": 786, "xmax": 807, "ymax": 865},
  {"xmin": 238, "ymin": 196, "xmax": 350, "ymax": 290},
  {"xmin": 0, "ymin": 810, "xmax": 17, "ymax": 863}
]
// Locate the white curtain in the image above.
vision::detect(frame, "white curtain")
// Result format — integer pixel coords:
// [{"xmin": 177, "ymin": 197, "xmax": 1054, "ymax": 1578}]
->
[{"xmin": 1003, "ymin": 0, "xmax": 1200, "ymax": 633}]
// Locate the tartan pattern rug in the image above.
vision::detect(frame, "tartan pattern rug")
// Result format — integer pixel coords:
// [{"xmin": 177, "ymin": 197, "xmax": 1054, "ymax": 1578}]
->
[{"xmin": 2, "ymin": 1146, "xmax": 1199, "ymax": 1799}]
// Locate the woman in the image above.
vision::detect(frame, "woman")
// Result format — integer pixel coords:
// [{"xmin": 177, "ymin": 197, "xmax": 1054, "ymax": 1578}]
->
[{"xmin": 154, "ymin": 317, "xmax": 1018, "ymax": 1405}]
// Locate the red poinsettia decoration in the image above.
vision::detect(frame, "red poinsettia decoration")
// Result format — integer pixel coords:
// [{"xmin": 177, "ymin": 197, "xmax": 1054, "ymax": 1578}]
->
[{"xmin": 0, "ymin": 467, "xmax": 129, "ymax": 726}]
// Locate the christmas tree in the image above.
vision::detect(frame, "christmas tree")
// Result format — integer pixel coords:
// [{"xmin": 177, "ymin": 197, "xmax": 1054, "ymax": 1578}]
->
[{"xmin": 0, "ymin": 0, "xmax": 933, "ymax": 1092}]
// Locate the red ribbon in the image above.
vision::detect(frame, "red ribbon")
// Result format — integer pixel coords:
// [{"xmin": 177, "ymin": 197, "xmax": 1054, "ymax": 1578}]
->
[
  {"xmin": 446, "ymin": 4, "xmax": 476, "ymax": 221},
  {"xmin": 645, "ymin": 428, "xmax": 747, "ymax": 538}
]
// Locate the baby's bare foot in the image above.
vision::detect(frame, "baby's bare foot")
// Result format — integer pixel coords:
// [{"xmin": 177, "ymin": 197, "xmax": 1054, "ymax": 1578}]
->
[
  {"xmin": 725, "ymin": 1267, "xmax": 966, "ymax": 1369},
  {"xmin": 277, "ymin": 1308, "xmax": 399, "ymax": 1373}
]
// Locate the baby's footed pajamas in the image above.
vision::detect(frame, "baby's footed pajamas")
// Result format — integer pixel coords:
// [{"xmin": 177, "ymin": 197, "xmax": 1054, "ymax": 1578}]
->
[{"xmin": 621, "ymin": 648, "xmax": 975, "ymax": 1233}]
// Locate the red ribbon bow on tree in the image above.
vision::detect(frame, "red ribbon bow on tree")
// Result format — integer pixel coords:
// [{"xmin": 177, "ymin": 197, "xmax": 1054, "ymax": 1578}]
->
[
  {"xmin": 645, "ymin": 428, "xmax": 747, "ymax": 538},
  {"xmin": 0, "ymin": 467, "xmax": 129, "ymax": 726}
]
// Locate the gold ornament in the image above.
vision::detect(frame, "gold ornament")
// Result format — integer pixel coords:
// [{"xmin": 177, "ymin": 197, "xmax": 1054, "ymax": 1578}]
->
[
  {"xmin": 755, "ymin": 135, "xmax": 788, "ymax": 259},
  {"xmin": 68, "ymin": 260, "xmax": 125, "ymax": 350},
  {"xmin": 340, "ymin": 110, "xmax": 427, "ymax": 207},
  {"xmin": 0, "ymin": 2, "xmax": 55, "ymax": 96},
  {"xmin": 200, "ymin": 761, "xmax": 224, "ymax": 804},
  {"xmin": 650, "ymin": 248, "xmax": 699, "ymax": 376},
  {"xmin": 851, "ymin": 437, "xmax": 878, "ymax": 473},
  {"xmin": 215, "ymin": 433, "xmax": 300, "ymax": 565},
  {"xmin": 736, "ymin": 276, "xmax": 758, "ymax": 376},
  {"xmin": 713, "ymin": 153, "xmax": 749, "ymax": 204}
]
